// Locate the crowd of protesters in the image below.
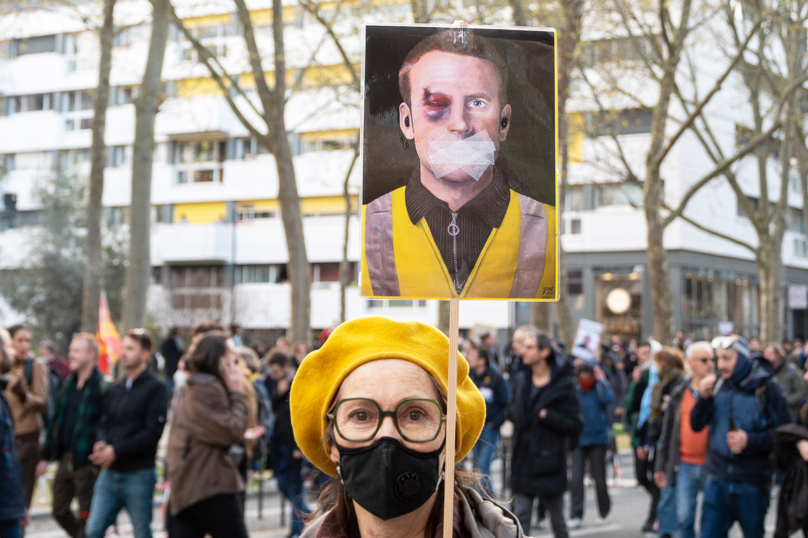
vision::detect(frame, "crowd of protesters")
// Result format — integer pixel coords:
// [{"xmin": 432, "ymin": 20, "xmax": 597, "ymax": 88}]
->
[
  {"xmin": 7, "ymin": 320, "xmax": 808, "ymax": 538},
  {"xmin": 0, "ymin": 321, "xmax": 313, "ymax": 538}
]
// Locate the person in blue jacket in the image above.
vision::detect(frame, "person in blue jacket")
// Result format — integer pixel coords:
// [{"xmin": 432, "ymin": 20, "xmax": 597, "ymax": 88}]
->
[
  {"xmin": 0, "ymin": 327, "xmax": 27, "ymax": 538},
  {"xmin": 691, "ymin": 335, "xmax": 791, "ymax": 538},
  {"xmin": 468, "ymin": 342, "xmax": 511, "ymax": 497},
  {"xmin": 569, "ymin": 360, "xmax": 614, "ymax": 529}
]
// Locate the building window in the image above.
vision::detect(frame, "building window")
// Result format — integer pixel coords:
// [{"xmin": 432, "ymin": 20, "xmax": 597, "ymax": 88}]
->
[
  {"xmin": 154, "ymin": 205, "xmax": 174, "ymax": 223},
  {"xmin": 736, "ymin": 195, "xmax": 759, "ymax": 217},
  {"xmin": 579, "ymin": 35, "xmax": 658, "ymax": 67},
  {"xmin": 594, "ymin": 269, "xmax": 643, "ymax": 338},
  {"xmin": 366, "ymin": 299, "xmax": 427, "ymax": 308},
  {"xmin": 570, "ymin": 219, "xmax": 582, "ymax": 234},
  {"xmin": 234, "ymin": 264, "xmax": 287, "ymax": 284},
  {"xmin": 796, "ymin": 237, "xmax": 807, "ymax": 257},
  {"xmin": 114, "ymin": 26, "xmax": 132, "ymax": 48},
  {"xmin": 566, "ymin": 185, "xmax": 595, "ymax": 211},
  {"xmin": 104, "ymin": 207, "xmax": 129, "ymax": 230},
  {"xmin": 17, "ymin": 210, "xmax": 40, "ymax": 227},
  {"xmin": 109, "ymin": 86, "xmax": 135, "ymax": 106},
  {"xmin": 2, "ymin": 93, "xmax": 55, "ymax": 115},
  {"xmin": 302, "ymin": 135, "xmax": 358, "ymax": 154},
  {"xmin": 597, "ymin": 183, "xmax": 643, "ymax": 207},
  {"xmin": 788, "ymin": 207, "xmax": 805, "ymax": 234},
  {"xmin": 586, "ymin": 108, "xmax": 653, "ymax": 137},
  {"xmin": 170, "ymin": 266, "xmax": 225, "ymax": 288},
  {"xmin": 567, "ymin": 269, "xmax": 583, "ymax": 295},
  {"xmin": 236, "ymin": 204, "xmax": 276, "ymax": 221},
  {"xmin": 13, "ymin": 35, "xmax": 57, "ymax": 56},
  {"xmin": 151, "ymin": 267, "xmax": 164, "ymax": 285},
  {"xmin": 1, "ymin": 154, "xmax": 15, "ymax": 173},
  {"xmin": 106, "ymin": 145, "xmax": 127, "ymax": 167}
]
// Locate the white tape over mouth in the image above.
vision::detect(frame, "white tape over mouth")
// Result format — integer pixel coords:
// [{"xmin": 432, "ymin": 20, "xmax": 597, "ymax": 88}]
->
[{"xmin": 428, "ymin": 131, "xmax": 496, "ymax": 181}]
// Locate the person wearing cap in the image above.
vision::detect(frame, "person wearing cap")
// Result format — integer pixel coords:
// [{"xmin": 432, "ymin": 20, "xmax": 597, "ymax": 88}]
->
[
  {"xmin": 290, "ymin": 316, "xmax": 525, "ymax": 538},
  {"xmin": 691, "ymin": 335, "xmax": 791, "ymax": 538}
]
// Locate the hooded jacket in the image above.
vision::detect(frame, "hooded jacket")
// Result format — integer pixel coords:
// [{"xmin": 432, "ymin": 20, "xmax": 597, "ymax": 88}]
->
[
  {"xmin": 577, "ymin": 378, "xmax": 614, "ymax": 447},
  {"xmin": 509, "ymin": 350, "xmax": 583, "ymax": 495},
  {"xmin": 690, "ymin": 353, "xmax": 791, "ymax": 484},
  {"xmin": 301, "ymin": 485, "xmax": 525, "ymax": 538},
  {"xmin": 0, "ymin": 376, "xmax": 27, "ymax": 522}
]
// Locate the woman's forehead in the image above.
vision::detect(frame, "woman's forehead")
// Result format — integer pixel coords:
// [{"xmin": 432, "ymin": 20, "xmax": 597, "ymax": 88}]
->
[{"xmin": 338, "ymin": 359, "xmax": 438, "ymax": 400}]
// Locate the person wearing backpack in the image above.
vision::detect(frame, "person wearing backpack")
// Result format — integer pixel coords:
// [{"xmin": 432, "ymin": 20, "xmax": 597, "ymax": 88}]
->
[
  {"xmin": 691, "ymin": 335, "xmax": 791, "ymax": 538},
  {"xmin": 3, "ymin": 324, "xmax": 49, "ymax": 508}
]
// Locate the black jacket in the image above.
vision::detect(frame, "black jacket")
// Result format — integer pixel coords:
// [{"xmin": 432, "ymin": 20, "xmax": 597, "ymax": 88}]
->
[
  {"xmin": 98, "ymin": 369, "xmax": 168, "ymax": 473},
  {"xmin": 773, "ymin": 423, "xmax": 808, "ymax": 537},
  {"xmin": 160, "ymin": 336, "xmax": 184, "ymax": 378},
  {"xmin": 654, "ymin": 377, "xmax": 691, "ymax": 486},
  {"xmin": 509, "ymin": 351, "xmax": 583, "ymax": 495},
  {"xmin": 269, "ymin": 381, "xmax": 296, "ymax": 449}
]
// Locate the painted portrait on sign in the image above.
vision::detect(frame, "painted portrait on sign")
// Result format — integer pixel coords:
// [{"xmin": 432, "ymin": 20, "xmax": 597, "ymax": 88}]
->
[{"xmin": 360, "ymin": 24, "xmax": 558, "ymax": 300}]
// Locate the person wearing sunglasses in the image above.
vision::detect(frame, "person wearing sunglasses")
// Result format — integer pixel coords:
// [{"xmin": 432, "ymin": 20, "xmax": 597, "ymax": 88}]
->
[
  {"xmin": 290, "ymin": 316, "xmax": 525, "ymax": 538},
  {"xmin": 690, "ymin": 335, "xmax": 790, "ymax": 538},
  {"xmin": 653, "ymin": 341, "xmax": 713, "ymax": 538}
]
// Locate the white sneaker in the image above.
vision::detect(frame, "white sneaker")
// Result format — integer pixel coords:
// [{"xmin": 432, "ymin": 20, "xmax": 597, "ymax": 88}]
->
[
  {"xmin": 597, "ymin": 514, "xmax": 611, "ymax": 525},
  {"xmin": 568, "ymin": 517, "xmax": 583, "ymax": 530}
]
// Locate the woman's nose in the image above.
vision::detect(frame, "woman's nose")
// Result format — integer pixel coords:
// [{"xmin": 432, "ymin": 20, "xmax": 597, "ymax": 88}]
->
[{"xmin": 376, "ymin": 414, "xmax": 399, "ymax": 439}]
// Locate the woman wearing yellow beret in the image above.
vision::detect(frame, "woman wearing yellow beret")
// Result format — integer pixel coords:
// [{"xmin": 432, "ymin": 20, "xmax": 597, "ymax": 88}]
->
[{"xmin": 290, "ymin": 316, "xmax": 526, "ymax": 538}]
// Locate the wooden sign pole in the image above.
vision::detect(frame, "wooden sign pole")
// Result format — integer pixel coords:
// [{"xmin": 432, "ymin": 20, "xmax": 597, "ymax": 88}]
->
[{"xmin": 443, "ymin": 297, "xmax": 460, "ymax": 537}]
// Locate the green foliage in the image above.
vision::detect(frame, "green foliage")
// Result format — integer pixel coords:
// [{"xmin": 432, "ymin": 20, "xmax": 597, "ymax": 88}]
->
[{"xmin": 0, "ymin": 172, "xmax": 126, "ymax": 350}]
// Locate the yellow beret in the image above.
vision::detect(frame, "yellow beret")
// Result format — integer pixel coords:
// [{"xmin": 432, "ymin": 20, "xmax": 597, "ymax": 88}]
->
[{"xmin": 290, "ymin": 316, "xmax": 486, "ymax": 477}]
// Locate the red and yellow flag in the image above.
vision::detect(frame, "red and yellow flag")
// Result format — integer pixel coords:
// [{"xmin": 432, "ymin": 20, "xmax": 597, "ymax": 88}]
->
[{"xmin": 97, "ymin": 291, "xmax": 121, "ymax": 376}]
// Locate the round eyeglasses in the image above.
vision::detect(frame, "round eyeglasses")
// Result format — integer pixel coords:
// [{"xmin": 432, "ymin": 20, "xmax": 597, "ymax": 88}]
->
[{"xmin": 327, "ymin": 398, "xmax": 446, "ymax": 443}]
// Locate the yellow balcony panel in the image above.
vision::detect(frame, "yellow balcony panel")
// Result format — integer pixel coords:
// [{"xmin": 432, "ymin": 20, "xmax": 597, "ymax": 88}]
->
[
  {"xmin": 301, "ymin": 195, "xmax": 359, "ymax": 215},
  {"xmin": 300, "ymin": 128, "xmax": 359, "ymax": 142},
  {"xmin": 568, "ymin": 112, "xmax": 585, "ymax": 164},
  {"xmin": 175, "ymin": 202, "xmax": 228, "ymax": 224},
  {"xmin": 181, "ymin": 13, "xmax": 233, "ymax": 27}
]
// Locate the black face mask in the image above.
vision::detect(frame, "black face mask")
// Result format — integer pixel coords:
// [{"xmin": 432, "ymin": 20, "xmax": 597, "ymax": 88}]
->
[{"xmin": 336, "ymin": 437, "xmax": 446, "ymax": 521}]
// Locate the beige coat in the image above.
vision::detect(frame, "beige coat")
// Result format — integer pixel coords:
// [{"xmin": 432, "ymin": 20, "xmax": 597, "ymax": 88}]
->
[
  {"xmin": 4, "ymin": 358, "xmax": 49, "ymax": 436},
  {"xmin": 166, "ymin": 373, "xmax": 249, "ymax": 515},
  {"xmin": 301, "ymin": 485, "xmax": 527, "ymax": 538}
]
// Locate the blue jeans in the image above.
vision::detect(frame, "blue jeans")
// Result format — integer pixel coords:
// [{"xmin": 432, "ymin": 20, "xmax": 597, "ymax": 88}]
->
[
  {"xmin": 658, "ymin": 485, "xmax": 677, "ymax": 535},
  {"xmin": 472, "ymin": 426, "xmax": 500, "ymax": 497},
  {"xmin": 272, "ymin": 443, "xmax": 309, "ymax": 535},
  {"xmin": 85, "ymin": 468, "xmax": 156, "ymax": 538},
  {"xmin": 0, "ymin": 520, "xmax": 22, "ymax": 538},
  {"xmin": 700, "ymin": 476, "xmax": 770, "ymax": 538},
  {"xmin": 676, "ymin": 462, "xmax": 706, "ymax": 538}
]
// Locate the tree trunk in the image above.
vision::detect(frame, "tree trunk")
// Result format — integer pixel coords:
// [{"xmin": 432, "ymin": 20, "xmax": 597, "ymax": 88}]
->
[
  {"xmin": 272, "ymin": 0, "xmax": 310, "ymax": 342},
  {"xmin": 531, "ymin": 302, "xmax": 553, "ymax": 333},
  {"xmin": 339, "ymin": 147, "xmax": 359, "ymax": 324},
  {"xmin": 645, "ymin": 170, "xmax": 675, "ymax": 344},
  {"xmin": 553, "ymin": 0, "xmax": 582, "ymax": 348},
  {"xmin": 121, "ymin": 0, "xmax": 169, "ymax": 331},
  {"xmin": 757, "ymin": 242, "xmax": 783, "ymax": 342},
  {"xmin": 81, "ymin": 0, "xmax": 116, "ymax": 333},
  {"xmin": 438, "ymin": 300, "xmax": 450, "ymax": 335}
]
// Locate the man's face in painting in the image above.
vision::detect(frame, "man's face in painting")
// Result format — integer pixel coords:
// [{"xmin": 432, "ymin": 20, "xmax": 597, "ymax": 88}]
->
[{"xmin": 399, "ymin": 51, "xmax": 511, "ymax": 184}]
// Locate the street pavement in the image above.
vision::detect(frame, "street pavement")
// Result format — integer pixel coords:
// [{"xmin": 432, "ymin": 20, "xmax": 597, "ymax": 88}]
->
[{"xmin": 24, "ymin": 450, "xmax": 779, "ymax": 538}]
